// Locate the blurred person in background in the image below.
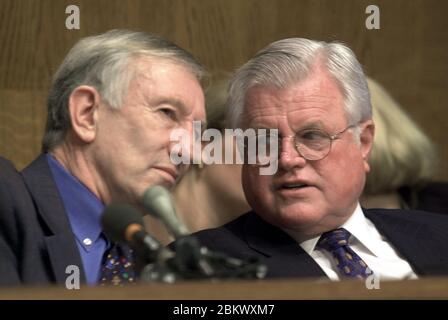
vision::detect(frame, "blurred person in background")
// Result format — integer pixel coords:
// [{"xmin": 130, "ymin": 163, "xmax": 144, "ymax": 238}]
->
[{"xmin": 361, "ymin": 78, "xmax": 448, "ymax": 214}]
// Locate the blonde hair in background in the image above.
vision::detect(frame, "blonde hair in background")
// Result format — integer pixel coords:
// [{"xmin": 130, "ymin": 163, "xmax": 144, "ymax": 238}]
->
[{"xmin": 365, "ymin": 78, "xmax": 437, "ymax": 194}]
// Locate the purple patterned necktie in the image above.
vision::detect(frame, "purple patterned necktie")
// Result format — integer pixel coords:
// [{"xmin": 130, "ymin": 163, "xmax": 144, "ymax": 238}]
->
[
  {"xmin": 317, "ymin": 228, "xmax": 373, "ymax": 279},
  {"xmin": 100, "ymin": 243, "xmax": 136, "ymax": 286}
]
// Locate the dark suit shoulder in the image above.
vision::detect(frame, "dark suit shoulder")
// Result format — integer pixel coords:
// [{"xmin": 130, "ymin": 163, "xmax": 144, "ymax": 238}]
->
[
  {"xmin": 193, "ymin": 213, "xmax": 253, "ymax": 257},
  {"xmin": 364, "ymin": 208, "xmax": 448, "ymax": 275},
  {"xmin": 365, "ymin": 207, "xmax": 448, "ymax": 228},
  {"xmin": 0, "ymin": 156, "xmax": 40, "ymax": 242},
  {"xmin": 0, "ymin": 156, "xmax": 25, "ymax": 232},
  {"xmin": 0, "ymin": 156, "xmax": 21, "ymax": 189},
  {"xmin": 0, "ymin": 156, "xmax": 18, "ymax": 173},
  {"xmin": 0, "ymin": 157, "xmax": 28, "ymax": 285}
]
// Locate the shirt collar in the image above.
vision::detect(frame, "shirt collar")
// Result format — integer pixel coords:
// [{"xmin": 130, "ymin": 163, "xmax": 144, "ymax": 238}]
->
[
  {"xmin": 283, "ymin": 203, "xmax": 380, "ymax": 257},
  {"xmin": 46, "ymin": 154, "xmax": 105, "ymax": 250},
  {"xmin": 342, "ymin": 203, "xmax": 381, "ymax": 257}
]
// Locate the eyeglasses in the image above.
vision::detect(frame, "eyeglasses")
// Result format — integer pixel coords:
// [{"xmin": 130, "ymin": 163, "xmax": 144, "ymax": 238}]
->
[{"xmin": 243, "ymin": 124, "xmax": 357, "ymax": 164}]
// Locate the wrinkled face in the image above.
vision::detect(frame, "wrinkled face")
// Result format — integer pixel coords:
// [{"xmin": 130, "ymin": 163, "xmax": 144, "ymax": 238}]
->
[
  {"xmin": 241, "ymin": 67, "xmax": 373, "ymax": 236},
  {"xmin": 93, "ymin": 57, "xmax": 205, "ymax": 204}
]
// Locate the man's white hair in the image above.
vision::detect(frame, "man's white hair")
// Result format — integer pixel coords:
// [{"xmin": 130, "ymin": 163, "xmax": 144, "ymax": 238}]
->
[{"xmin": 227, "ymin": 38, "xmax": 371, "ymax": 132}]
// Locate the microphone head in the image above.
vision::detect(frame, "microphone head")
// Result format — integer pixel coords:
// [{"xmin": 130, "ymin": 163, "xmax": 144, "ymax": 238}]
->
[
  {"xmin": 141, "ymin": 185, "xmax": 174, "ymax": 219},
  {"xmin": 141, "ymin": 185, "xmax": 189, "ymax": 238},
  {"xmin": 101, "ymin": 203, "xmax": 144, "ymax": 243}
]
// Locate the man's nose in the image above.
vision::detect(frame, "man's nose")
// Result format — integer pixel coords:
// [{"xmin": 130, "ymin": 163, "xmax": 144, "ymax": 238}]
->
[{"xmin": 278, "ymin": 137, "xmax": 306, "ymax": 171}]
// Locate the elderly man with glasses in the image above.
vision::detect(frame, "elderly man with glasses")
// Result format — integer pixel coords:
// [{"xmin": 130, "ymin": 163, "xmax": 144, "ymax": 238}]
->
[{"xmin": 193, "ymin": 38, "xmax": 448, "ymax": 281}]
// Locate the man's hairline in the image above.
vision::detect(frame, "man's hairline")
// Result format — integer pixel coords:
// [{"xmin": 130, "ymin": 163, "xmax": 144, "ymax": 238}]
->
[{"xmin": 237, "ymin": 69, "xmax": 353, "ymax": 132}]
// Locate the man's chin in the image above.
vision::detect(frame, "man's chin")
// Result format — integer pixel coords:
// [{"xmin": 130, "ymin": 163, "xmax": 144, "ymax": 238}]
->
[{"xmin": 275, "ymin": 204, "xmax": 325, "ymax": 228}]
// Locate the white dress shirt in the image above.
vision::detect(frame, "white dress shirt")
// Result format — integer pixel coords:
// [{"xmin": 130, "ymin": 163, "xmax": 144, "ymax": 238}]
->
[{"xmin": 284, "ymin": 203, "xmax": 418, "ymax": 281}]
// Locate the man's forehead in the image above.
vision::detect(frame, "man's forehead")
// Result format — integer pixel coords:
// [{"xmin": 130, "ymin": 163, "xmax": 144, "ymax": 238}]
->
[
  {"xmin": 130, "ymin": 57, "xmax": 204, "ymax": 102},
  {"xmin": 246, "ymin": 68, "xmax": 341, "ymax": 100},
  {"xmin": 241, "ymin": 74, "xmax": 344, "ymax": 128},
  {"xmin": 132, "ymin": 55, "xmax": 179, "ymax": 68},
  {"xmin": 124, "ymin": 56, "xmax": 204, "ymax": 123}
]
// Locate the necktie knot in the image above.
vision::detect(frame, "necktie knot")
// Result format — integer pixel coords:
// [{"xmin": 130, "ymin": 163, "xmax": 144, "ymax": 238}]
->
[{"xmin": 317, "ymin": 228, "xmax": 351, "ymax": 251}]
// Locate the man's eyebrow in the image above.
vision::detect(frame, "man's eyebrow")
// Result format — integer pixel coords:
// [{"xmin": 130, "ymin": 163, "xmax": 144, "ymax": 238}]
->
[
  {"xmin": 247, "ymin": 121, "xmax": 328, "ymax": 135},
  {"xmin": 246, "ymin": 123, "xmax": 278, "ymax": 130},
  {"xmin": 154, "ymin": 98, "xmax": 207, "ymax": 129},
  {"xmin": 296, "ymin": 120, "xmax": 327, "ymax": 130}
]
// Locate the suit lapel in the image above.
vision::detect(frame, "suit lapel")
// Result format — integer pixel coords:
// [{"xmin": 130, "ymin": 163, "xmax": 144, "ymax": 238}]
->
[
  {"xmin": 365, "ymin": 209, "xmax": 448, "ymax": 276},
  {"xmin": 21, "ymin": 154, "xmax": 86, "ymax": 284},
  {"xmin": 244, "ymin": 212, "xmax": 326, "ymax": 278}
]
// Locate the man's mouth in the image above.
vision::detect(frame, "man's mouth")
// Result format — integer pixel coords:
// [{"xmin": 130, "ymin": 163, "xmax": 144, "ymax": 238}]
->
[
  {"xmin": 154, "ymin": 166, "xmax": 179, "ymax": 183},
  {"xmin": 281, "ymin": 183, "xmax": 310, "ymax": 190}
]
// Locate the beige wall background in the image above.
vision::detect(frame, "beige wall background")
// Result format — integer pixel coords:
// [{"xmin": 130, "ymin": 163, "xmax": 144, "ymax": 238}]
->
[{"xmin": 0, "ymin": 0, "xmax": 447, "ymax": 180}]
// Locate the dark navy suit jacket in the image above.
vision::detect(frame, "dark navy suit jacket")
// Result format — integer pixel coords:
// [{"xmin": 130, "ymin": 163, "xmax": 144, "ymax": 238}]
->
[
  {"xmin": 0, "ymin": 155, "xmax": 86, "ymax": 286},
  {"xmin": 193, "ymin": 209, "xmax": 448, "ymax": 278}
]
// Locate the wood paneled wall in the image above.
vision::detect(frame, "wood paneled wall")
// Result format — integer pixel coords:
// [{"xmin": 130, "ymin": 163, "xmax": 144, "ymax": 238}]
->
[{"xmin": 0, "ymin": 0, "xmax": 447, "ymax": 179}]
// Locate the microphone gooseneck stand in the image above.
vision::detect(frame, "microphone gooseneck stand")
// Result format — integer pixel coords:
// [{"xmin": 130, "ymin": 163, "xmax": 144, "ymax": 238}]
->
[{"xmin": 140, "ymin": 235, "xmax": 267, "ymax": 283}]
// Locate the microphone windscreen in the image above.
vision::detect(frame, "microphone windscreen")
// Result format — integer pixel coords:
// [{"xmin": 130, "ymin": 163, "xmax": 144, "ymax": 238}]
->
[
  {"xmin": 141, "ymin": 185, "xmax": 174, "ymax": 219},
  {"xmin": 141, "ymin": 185, "xmax": 189, "ymax": 238},
  {"xmin": 101, "ymin": 203, "xmax": 143, "ymax": 243}
]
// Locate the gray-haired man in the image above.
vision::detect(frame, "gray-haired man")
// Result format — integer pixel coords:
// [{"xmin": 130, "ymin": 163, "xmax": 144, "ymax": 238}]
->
[
  {"xmin": 0, "ymin": 30, "xmax": 205, "ymax": 286},
  {"xmin": 194, "ymin": 38, "xmax": 448, "ymax": 281}
]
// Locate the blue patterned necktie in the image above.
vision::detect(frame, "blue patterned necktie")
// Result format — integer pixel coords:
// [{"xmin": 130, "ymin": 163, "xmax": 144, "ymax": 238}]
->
[
  {"xmin": 100, "ymin": 243, "xmax": 136, "ymax": 286},
  {"xmin": 317, "ymin": 228, "xmax": 373, "ymax": 279}
]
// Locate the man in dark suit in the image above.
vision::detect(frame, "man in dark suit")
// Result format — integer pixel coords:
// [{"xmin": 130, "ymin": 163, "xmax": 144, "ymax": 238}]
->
[
  {"xmin": 194, "ymin": 38, "xmax": 448, "ymax": 280},
  {"xmin": 0, "ymin": 30, "xmax": 206, "ymax": 286}
]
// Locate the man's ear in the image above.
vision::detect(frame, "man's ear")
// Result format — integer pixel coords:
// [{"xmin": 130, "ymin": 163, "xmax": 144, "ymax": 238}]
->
[
  {"xmin": 68, "ymin": 86, "xmax": 101, "ymax": 144},
  {"xmin": 359, "ymin": 119, "xmax": 375, "ymax": 172}
]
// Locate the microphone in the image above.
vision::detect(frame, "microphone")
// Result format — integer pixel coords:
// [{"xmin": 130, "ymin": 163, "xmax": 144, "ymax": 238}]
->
[
  {"xmin": 141, "ymin": 186, "xmax": 217, "ymax": 277},
  {"xmin": 101, "ymin": 202, "xmax": 265, "ymax": 282},
  {"xmin": 141, "ymin": 185, "xmax": 189, "ymax": 238},
  {"xmin": 101, "ymin": 203, "xmax": 173, "ymax": 264},
  {"xmin": 140, "ymin": 186, "xmax": 266, "ymax": 280}
]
